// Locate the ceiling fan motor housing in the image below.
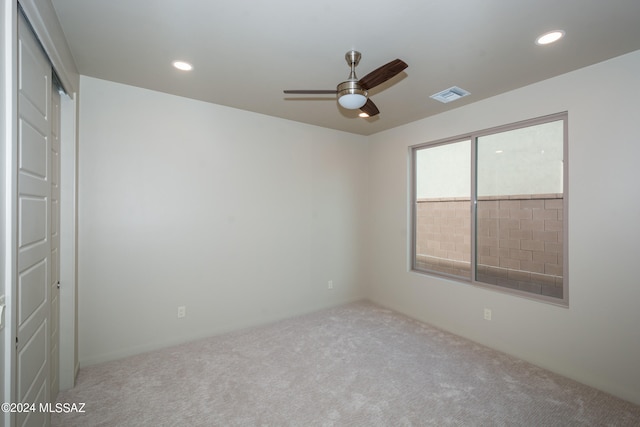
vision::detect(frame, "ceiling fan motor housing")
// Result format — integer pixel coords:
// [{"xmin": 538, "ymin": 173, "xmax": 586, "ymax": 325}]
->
[{"xmin": 337, "ymin": 80, "xmax": 367, "ymax": 109}]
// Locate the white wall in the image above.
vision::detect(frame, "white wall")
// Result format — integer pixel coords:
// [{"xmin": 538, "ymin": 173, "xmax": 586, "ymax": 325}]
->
[
  {"xmin": 78, "ymin": 76, "xmax": 369, "ymax": 365},
  {"xmin": 366, "ymin": 50, "xmax": 640, "ymax": 405},
  {"xmin": 416, "ymin": 140, "xmax": 470, "ymax": 199},
  {"xmin": 476, "ymin": 120, "xmax": 564, "ymax": 196}
]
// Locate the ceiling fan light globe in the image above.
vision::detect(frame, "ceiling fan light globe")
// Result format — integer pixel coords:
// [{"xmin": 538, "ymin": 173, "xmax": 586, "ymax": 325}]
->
[{"xmin": 339, "ymin": 93, "xmax": 367, "ymax": 109}]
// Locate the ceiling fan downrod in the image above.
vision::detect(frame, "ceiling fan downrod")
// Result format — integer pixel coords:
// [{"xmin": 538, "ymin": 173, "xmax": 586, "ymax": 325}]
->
[{"xmin": 345, "ymin": 50, "xmax": 361, "ymax": 80}]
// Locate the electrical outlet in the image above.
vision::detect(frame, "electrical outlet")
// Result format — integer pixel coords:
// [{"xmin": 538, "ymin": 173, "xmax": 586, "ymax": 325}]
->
[
  {"xmin": 177, "ymin": 306, "xmax": 186, "ymax": 318},
  {"xmin": 484, "ymin": 308, "xmax": 492, "ymax": 321},
  {"xmin": 328, "ymin": 280, "xmax": 334, "ymax": 290}
]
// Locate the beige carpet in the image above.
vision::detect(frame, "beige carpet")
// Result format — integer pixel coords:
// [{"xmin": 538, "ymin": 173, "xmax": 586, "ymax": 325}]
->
[{"xmin": 53, "ymin": 301, "xmax": 640, "ymax": 426}]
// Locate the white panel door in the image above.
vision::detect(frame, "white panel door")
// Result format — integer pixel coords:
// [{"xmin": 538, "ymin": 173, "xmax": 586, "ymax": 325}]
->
[
  {"xmin": 50, "ymin": 85, "xmax": 61, "ymax": 403},
  {"xmin": 17, "ymin": 12, "xmax": 52, "ymax": 427}
]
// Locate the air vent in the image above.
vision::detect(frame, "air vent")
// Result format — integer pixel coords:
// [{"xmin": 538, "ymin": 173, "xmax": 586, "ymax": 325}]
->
[{"xmin": 430, "ymin": 86, "xmax": 470, "ymax": 103}]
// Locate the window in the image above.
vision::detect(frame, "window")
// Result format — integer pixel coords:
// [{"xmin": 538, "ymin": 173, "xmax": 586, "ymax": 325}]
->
[
  {"xmin": 411, "ymin": 113, "xmax": 567, "ymax": 304},
  {"xmin": 414, "ymin": 139, "xmax": 472, "ymax": 278}
]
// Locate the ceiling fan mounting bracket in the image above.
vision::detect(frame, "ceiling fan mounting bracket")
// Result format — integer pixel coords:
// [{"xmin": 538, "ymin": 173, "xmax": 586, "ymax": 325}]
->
[{"xmin": 345, "ymin": 50, "xmax": 361, "ymax": 67}]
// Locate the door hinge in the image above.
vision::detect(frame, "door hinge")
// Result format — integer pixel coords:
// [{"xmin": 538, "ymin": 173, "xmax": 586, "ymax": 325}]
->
[{"xmin": 57, "ymin": 281, "xmax": 60, "ymax": 289}]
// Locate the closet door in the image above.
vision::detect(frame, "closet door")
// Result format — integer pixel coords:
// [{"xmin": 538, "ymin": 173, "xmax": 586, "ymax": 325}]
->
[{"xmin": 16, "ymin": 11, "xmax": 52, "ymax": 426}]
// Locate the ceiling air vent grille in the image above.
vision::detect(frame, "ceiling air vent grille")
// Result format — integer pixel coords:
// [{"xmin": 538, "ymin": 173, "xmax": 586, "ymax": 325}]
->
[{"xmin": 430, "ymin": 86, "xmax": 470, "ymax": 103}]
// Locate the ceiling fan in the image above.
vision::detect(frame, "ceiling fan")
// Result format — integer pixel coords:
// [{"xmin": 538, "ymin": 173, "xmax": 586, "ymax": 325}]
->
[{"xmin": 283, "ymin": 50, "xmax": 408, "ymax": 117}]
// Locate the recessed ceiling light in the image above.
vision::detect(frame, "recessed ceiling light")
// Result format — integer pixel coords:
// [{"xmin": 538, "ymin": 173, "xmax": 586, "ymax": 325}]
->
[
  {"xmin": 172, "ymin": 60, "xmax": 193, "ymax": 71},
  {"xmin": 359, "ymin": 112, "xmax": 370, "ymax": 118},
  {"xmin": 536, "ymin": 30, "xmax": 565, "ymax": 45}
]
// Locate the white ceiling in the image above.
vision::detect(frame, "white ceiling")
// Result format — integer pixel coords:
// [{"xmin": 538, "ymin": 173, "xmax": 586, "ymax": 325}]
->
[{"xmin": 51, "ymin": 0, "xmax": 640, "ymax": 136}]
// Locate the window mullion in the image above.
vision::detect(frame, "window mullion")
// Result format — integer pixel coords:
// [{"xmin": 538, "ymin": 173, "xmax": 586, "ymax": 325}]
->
[{"xmin": 470, "ymin": 134, "xmax": 478, "ymax": 283}]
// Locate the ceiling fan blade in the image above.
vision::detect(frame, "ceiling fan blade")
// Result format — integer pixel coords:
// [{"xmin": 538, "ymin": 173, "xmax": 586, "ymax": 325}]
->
[
  {"xmin": 358, "ymin": 59, "xmax": 408, "ymax": 91},
  {"xmin": 283, "ymin": 90, "xmax": 337, "ymax": 94},
  {"xmin": 360, "ymin": 99, "xmax": 380, "ymax": 117}
]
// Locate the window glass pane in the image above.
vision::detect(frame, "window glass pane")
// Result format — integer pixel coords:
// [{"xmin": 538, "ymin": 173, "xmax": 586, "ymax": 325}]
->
[
  {"xmin": 476, "ymin": 120, "xmax": 564, "ymax": 298},
  {"xmin": 415, "ymin": 140, "xmax": 471, "ymax": 279}
]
